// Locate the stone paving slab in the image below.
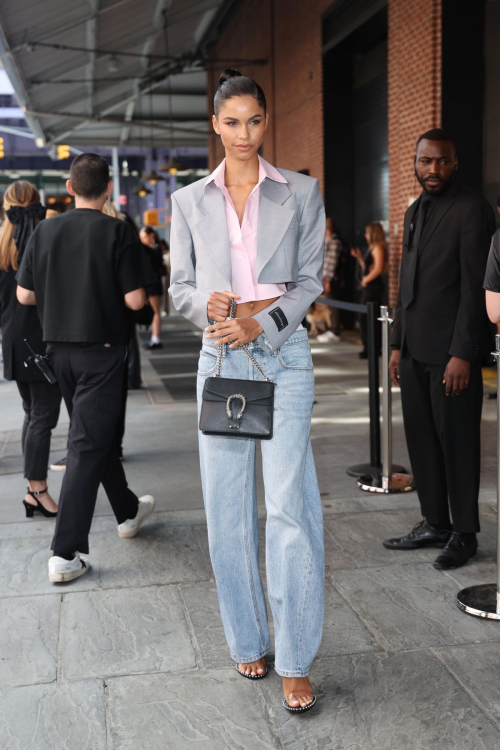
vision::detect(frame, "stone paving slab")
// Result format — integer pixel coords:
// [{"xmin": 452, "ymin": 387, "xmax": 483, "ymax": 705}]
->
[
  {"xmin": 259, "ymin": 650, "xmax": 500, "ymax": 750},
  {"xmin": 0, "ymin": 534, "xmax": 102, "ymax": 596},
  {"xmin": 433, "ymin": 643, "xmax": 500, "ymax": 727},
  {"xmin": 97, "ymin": 522, "xmax": 212, "ymax": 590},
  {"xmin": 61, "ymin": 586, "xmax": 196, "ymax": 680},
  {"xmin": 333, "ymin": 563, "xmax": 500, "ymax": 651},
  {"xmin": 0, "ymin": 679, "xmax": 107, "ymax": 750},
  {"xmin": 0, "ymin": 594, "xmax": 60, "ymax": 687},
  {"xmin": 106, "ymin": 669, "xmax": 279, "ymax": 749}
]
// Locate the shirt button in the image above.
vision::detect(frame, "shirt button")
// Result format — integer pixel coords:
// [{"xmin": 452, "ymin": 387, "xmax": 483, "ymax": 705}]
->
[{"xmin": 246, "ymin": 220, "xmax": 250, "ymax": 225}]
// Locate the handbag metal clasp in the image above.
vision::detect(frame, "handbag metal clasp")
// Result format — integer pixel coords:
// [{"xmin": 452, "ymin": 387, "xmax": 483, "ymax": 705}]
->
[{"xmin": 226, "ymin": 394, "xmax": 246, "ymax": 428}]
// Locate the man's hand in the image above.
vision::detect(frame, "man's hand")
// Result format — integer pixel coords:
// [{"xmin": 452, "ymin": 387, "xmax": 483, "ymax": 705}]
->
[
  {"xmin": 443, "ymin": 356, "xmax": 471, "ymax": 397},
  {"xmin": 205, "ymin": 318, "xmax": 264, "ymax": 348},
  {"xmin": 389, "ymin": 350, "xmax": 401, "ymax": 387},
  {"xmin": 207, "ymin": 291, "xmax": 240, "ymax": 322}
]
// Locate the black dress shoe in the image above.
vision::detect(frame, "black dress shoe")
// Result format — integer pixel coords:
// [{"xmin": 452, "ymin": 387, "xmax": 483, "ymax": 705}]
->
[
  {"xmin": 383, "ymin": 520, "xmax": 452, "ymax": 550},
  {"xmin": 433, "ymin": 532, "xmax": 478, "ymax": 570}
]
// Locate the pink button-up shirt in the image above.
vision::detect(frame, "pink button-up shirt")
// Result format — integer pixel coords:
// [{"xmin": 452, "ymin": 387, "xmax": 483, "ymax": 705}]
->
[{"xmin": 204, "ymin": 155, "xmax": 288, "ymax": 304}]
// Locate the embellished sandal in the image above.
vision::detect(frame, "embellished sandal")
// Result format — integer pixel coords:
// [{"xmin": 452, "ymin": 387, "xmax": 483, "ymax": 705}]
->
[
  {"xmin": 23, "ymin": 487, "xmax": 57, "ymax": 518},
  {"xmin": 235, "ymin": 663, "xmax": 268, "ymax": 680},
  {"xmin": 283, "ymin": 693, "xmax": 317, "ymax": 713}
]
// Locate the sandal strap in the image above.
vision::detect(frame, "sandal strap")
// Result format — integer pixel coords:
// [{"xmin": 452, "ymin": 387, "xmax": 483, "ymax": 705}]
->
[{"xmin": 27, "ymin": 487, "xmax": 48, "ymax": 497}]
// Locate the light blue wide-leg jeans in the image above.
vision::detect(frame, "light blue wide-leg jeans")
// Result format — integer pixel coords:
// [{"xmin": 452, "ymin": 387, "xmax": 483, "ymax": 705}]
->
[{"xmin": 197, "ymin": 328, "xmax": 325, "ymax": 677}]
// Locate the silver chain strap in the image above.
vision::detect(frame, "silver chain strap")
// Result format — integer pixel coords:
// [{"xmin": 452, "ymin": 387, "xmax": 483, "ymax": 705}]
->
[{"xmin": 214, "ymin": 298, "xmax": 276, "ymax": 384}]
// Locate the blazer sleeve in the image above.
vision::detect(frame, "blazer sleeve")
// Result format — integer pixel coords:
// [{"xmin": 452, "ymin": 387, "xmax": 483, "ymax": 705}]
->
[
  {"xmin": 448, "ymin": 199, "xmax": 496, "ymax": 362},
  {"xmin": 391, "ymin": 258, "xmax": 403, "ymax": 350},
  {"xmin": 168, "ymin": 193, "xmax": 213, "ymax": 331},
  {"xmin": 253, "ymin": 178, "xmax": 325, "ymax": 353}
]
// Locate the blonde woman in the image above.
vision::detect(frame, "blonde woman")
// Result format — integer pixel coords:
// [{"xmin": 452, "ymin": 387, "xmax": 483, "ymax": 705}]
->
[
  {"xmin": 0, "ymin": 181, "xmax": 61, "ymax": 517},
  {"xmin": 351, "ymin": 222, "xmax": 387, "ymax": 358}
]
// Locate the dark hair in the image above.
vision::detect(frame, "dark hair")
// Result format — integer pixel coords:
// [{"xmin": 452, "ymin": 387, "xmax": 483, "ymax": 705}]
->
[
  {"xmin": 214, "ymin": 68, "xmax": 266, "ymax": 118},
  {"xmin": 140, "ymin": 225, "xmax": 155, "ymax": 236},
  {"xmin": 416, "ymin": 128, "xmax": 457, "ymax": 154},
  {"xmin": 70, "ymin": 153, "xmax": 110, "ymax": 199},
  {"xmin": 497, "ymin": 195, "xmax": 500, "ymax": 208}
]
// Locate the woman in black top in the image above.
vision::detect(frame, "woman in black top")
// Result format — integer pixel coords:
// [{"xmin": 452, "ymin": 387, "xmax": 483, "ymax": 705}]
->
[
  {"xmin": 351, "ymin": 222, "xmax": 387, "ymax": 358},
  {"xmin": 0, "ymin": 181, "xmax": 61, "ymax": 517},
  {"xmin": 139, "ymin": 225, "xmax": 165, "ymax": 350}
]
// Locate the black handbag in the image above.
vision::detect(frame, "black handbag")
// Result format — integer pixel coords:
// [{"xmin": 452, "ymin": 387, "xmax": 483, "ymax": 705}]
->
[
  {"xmin": 199, "ymin": 302, "xmax": 276, "ymax": 440},
  {"xmin": 23, "ymin": 339, "xmax": 58, "ymax": 385}
]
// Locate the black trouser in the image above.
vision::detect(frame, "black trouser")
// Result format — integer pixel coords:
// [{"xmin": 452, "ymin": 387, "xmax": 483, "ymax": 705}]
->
[
  {"xmin": 47, "ymin": 343, "xmax": 139, "ymax": 557},
  {"xmin": 399, "ymin": 346, "xmax": 483, "ymax": 533},
  {"xmin": 127, "ymin": 325, "xmax": 141, "ymax": 389},
  {"xmin": 16, "ymin": 380, "xmax": 62, "ymax": 480}
]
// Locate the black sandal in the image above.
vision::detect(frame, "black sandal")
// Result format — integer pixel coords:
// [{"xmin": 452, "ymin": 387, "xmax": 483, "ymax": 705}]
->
[
  {"xmin": 235, "ymin": 663, "xmax": 268, "ymax": 680},
  {"xmin": 283, "ymin": 693, "xmax": 317, "ymax": 713},
  {"xmin": 23, "ymin": 487, "xmax": 57, "ymax": 518}
]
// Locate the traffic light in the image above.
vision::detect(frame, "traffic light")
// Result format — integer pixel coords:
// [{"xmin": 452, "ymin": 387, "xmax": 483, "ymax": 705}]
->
[
  {"xmin": 57, "ymin": 144, "xmax": 70, "ymax": 160},
  {"xmin": 0, "ymin": 138, "xmax": 4, "ymax": 158}
]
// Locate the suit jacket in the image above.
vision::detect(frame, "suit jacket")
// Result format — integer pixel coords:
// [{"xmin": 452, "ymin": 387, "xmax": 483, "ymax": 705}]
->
[
  {"xmin": 0, "ymin": 267, "xmax": 46, "ymax": 381},
  {"xmin": 168, "ymin": 169, "xmax": 326, "ymax": 353},
  {"xmin": 392, "ymin": 181, "xmax": 497, "ymax": 365}
]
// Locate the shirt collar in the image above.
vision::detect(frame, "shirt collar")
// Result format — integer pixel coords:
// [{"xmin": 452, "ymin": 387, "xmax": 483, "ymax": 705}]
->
[{"xmin": 203, "ymin": 155, "xmax": 287, "ymax": 193}]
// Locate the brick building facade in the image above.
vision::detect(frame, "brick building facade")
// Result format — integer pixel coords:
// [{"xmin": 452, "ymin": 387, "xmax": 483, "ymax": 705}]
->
[{"xmin": 207, "ymin": 0, "xmax": 445, "ymax": 303}]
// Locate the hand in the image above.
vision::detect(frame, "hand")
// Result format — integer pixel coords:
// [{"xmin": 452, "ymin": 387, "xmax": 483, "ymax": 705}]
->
[
  {"xmin": 443, "ymin": 356, "xmax": 471, "ymax": 396},
  {"xmin": 360, "ymin": 277, "xmax": 368, "ymax": 288},
  {"xmin": 324, "ymin": 281, "xmax": 332, "ymax": 294},
  {"xmin": 205, "ymin": 318, "xmax": 264, "ymax": 349},
  {"xmin": 207, "ymin": 291, "xmax": 241, "ymax": 322},
  {"xmin": 351, "ymin": 247, "xmax": 363, "ymax": 260},
  {"xmin": 389, "ymin": 350, "xmax": 401, "ymax": 387}
]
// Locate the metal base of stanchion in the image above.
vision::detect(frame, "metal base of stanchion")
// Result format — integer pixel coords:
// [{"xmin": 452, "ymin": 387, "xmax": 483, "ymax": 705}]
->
[
  {"xmin": 456, "ymin": 584, "xmax": 500, "ymax": 620},
  {"xmin": 347, "ymin": 463, "xmax": 407, "ymax": 478},
  {"xmin": 357, "ymin": 472, "xmax": 416, "ymax": 493}
]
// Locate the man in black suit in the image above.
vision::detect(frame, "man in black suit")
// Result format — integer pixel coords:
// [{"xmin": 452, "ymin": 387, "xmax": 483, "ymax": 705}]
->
[{"xmin": 384, "ymin": 128, "xmax": 496, "ymax": 569}]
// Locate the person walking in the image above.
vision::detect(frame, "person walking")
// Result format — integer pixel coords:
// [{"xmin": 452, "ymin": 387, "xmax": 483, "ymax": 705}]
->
[
  {"xmin": 140, "ymin": 225, "xmax": 165, "ymax": 350},
  {"xmin": 386, "ymin": 128, "xmax": 496, "ymax": 569},
  {"xmin": 0, "ymin": 181, "xmax": 62, "ymax": 517},
  {"xmin": 170, "ymin": 69, "xmax": 325, "ymax": 713},
  {"xmin": 351, "ymin": 222, "xmax": 387, "ymax": 358},
  {"xmin": 16, "ymin": 153, "xmax": 157, "ymax": 583},
  {"xmin": 316, "ymin": 218, "xmax": 342, "ymax": 343}
]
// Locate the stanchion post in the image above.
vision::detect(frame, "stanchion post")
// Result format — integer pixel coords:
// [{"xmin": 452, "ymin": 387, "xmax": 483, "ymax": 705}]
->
[
  {"xmin": 357, "ymin": 306, "xmax": 415, "ymax": 494},
  {"xmin": 367, "ymin": 301, "xmax": 381, "ymax": 471},
  {"xmin": 457, "ymin": 334, "xmax": 500, "ymax": 619}
]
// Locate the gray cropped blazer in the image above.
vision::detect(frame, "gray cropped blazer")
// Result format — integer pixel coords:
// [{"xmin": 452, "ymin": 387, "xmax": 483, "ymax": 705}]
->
[{"xmin": 168, "ymin": 167, "xmax": 326, "ymax": 353}]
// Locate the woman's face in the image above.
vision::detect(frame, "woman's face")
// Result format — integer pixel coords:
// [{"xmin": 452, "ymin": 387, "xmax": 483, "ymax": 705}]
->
[
  {"xmin": 212, "ymin": 96, "xmax": 268, "ymax": 161},
  {"xmin": 364, "ymin": 230, "xmax": 370, "ymax": 243}
]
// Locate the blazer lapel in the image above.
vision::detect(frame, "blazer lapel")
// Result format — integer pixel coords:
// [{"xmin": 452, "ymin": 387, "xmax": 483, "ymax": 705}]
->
[
  {"xmin": 403, "ymin": 199, "xmax": 419, "ymax": 256},
  {"xmin": 256, "ymin": 179, "xmax": 295, "ymax": 279},
  {"xmin": 417, "ymin": 181, "xmax": 460, "ymax": 256},
  {"xmin": 195, "ymin": 181, "xmax": 232, "ymax": 284}
]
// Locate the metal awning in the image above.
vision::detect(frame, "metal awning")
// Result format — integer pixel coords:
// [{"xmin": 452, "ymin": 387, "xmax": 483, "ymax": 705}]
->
[{"xmin": 0, "ymin": 0, "xmax": 247, "ymax": 148}]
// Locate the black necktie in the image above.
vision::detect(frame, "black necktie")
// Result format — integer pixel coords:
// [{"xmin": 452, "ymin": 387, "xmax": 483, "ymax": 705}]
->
[{"xmin": 401, "ymin": 195, "xmax": 431, "ymax": 309}]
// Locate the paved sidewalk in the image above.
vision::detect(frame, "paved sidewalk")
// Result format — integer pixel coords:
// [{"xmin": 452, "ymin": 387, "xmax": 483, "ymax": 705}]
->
[{"xmin": 1, "ymin": 317, "xmax": 500, "ymax": 749}]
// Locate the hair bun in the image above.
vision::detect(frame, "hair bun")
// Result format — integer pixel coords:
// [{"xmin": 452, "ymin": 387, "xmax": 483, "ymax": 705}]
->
[{"xmin": 219, "ymin": 68, "xmax": 242, "ymax": 86}]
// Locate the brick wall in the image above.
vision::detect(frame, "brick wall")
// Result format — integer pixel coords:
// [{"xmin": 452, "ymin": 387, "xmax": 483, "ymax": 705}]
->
[
  {"xmin": 208, "ymin": 0, "xmax": 443, "ymax": 303},
  {"xmin": 387, "ymin": 0, "xmax": 442, "ymax": 302},
  {"xmin": 208, "ymin": 0, "xmax": 333, "ymax": 194}
]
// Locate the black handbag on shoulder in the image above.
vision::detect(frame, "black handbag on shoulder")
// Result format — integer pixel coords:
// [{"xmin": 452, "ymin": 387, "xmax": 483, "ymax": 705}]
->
[{"xmin": 199, "ymin": 301, "xmax": 275, "ymax": 439}]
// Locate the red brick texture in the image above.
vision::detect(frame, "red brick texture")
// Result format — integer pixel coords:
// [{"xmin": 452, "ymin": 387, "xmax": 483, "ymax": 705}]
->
[
  {"xmin": 388, "ymin": 0, "xmax": 442, "ymax": 303},
  {"xmin": 208, "ymin": 0, "xmax": 443, "ymax": 303}
]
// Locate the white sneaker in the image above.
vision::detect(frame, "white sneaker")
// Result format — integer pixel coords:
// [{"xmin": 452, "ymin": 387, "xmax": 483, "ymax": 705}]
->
[
  {"xmin": 48, "ymin": 552, "xmax": 90, "ymax": 583},
  {"xmin": 317, "ymin": 331, "xmax": 341, "ymax": 343},
  {"xmin": 117, "ymin": 495, "xmax": 155, "ymax": 539}
]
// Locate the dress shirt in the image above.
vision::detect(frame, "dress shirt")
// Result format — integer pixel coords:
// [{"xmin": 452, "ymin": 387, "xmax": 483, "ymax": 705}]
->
[{"xmin": 204, "ymin": 155, "xmax": 288, "ymax": 304}]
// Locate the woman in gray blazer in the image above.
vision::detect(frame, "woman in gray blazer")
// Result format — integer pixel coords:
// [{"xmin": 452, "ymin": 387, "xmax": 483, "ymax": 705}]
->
[{"xmin": 169, "ymin": 69, "xmax": 325, "ymax": 713}]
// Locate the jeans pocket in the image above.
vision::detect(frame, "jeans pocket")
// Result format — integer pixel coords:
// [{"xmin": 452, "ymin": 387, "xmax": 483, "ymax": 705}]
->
[
  {"xmin": 278, "ymin": 342, "xmax": 313, "ymax": 370},
  {"xmin": 198, "ymin": 350, "xmax": 218, "ymax": 376}
]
